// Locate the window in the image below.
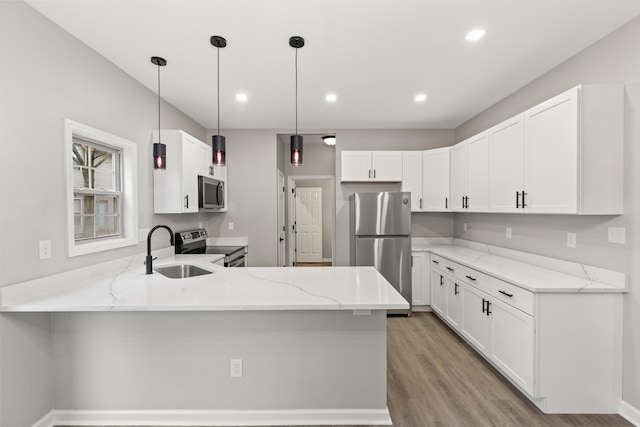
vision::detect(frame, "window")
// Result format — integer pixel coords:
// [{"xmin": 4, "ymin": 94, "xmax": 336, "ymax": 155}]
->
[{"xmin": 65, "ymin": 120, "xmax": 138, "ymax": 257}]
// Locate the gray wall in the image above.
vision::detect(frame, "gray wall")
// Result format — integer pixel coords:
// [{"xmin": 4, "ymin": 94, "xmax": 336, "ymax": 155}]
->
[
  {"xmin": 0, "ymin": 313, "xmax": 52, "ymax": 427},
  {"xmin": 0, "ymin": 1, "xmax": 207, "ymax": 287},
  {"xmin": 203, "ymin": 129, "xmax": 279, "ymax": 267},
  {"xmin": 334, "ymin": 129, "xmax": 455, "ymax": 265},
  {"xmin": 454, "ymin": 15, "xmax": 640, "ymax": 409}
]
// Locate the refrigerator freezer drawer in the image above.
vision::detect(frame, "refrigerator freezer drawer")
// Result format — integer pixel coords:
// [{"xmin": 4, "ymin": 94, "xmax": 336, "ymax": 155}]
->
[{"xmin": 355, "ymin": 237, "xmax": 411, "ymax": 312}]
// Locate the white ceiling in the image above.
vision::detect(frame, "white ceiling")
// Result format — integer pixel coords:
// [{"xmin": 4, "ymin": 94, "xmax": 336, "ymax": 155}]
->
[{"xmin": 25, "ymin": 0, "xmax": 640, "ymax": 130}]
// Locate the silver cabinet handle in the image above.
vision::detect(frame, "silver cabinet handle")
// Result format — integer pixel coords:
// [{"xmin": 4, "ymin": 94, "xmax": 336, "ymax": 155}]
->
[
  {"xmin": 373, "ymin": 169, "xmax": 376, "ymax": 178},
  {"xmin": 419, "ymin": 198, "xmax": 423, "ymax": 209},
  {"xmin": 184, "ymin": 195, "xmax": 189, "ymax": 208},
  {"xmin": 368, "ymin": 169, "xmax": 371, "ymax": 179}
]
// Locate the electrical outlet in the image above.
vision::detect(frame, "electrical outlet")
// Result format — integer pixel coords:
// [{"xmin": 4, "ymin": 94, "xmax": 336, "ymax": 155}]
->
[
  {"xmin": 39, "ymin": 240, "xmax": 52, "ymax": 260},
  {"xmin": 463, "ymin": 223, "xmax": 468, "ymax": 232},
  {"xmin": 230, "ymin": 359, "xmax": 243, "ymax": 378},
  {"xmin": 506, "ymin": 227, "xmax": 512, "ymax": 239},
  {"xmin": 567, "ymin": 233, "xmax": 576, "ymax": 248},
  {"xmin": 353, "ymin": 309, "xmax": 371, "ymax": 316},
  {"xmin": 229, "ymin": 222, "xmax": 234, "ymax": 231},
  {"xmin": 608, "ymin": 227, "xmax": 626, "ymax": 244}
]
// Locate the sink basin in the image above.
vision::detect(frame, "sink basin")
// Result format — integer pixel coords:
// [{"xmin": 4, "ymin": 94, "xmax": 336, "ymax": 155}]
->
[{"xmin": 154, "ymin": 264, "xmax": 214, "ymax": 279}]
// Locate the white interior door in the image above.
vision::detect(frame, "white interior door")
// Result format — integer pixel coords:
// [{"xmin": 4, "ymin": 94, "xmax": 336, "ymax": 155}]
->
[
  {"xmin": 277, "ymin": 170, "xmax": 286, "ymax": 267},
  {"xmin": 295, "ymin": 187, "xmax": 323, "ymax": 263}
]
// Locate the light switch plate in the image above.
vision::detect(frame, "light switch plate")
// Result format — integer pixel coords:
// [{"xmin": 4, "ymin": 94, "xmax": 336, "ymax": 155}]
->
[
  {"xmin": 463, "ymin": 223, "xmax": 468, "ymax": 232},
  {"xmin": 567, "ymin": 233, "xmax": 576, "ymax": 248},
  {"xmin": 506, "ymin": 227, "xmax": 512, "ymax": 239},
  {"xmin": 608, "ymin": 227, "xmax": 626, "ymax": 244},
  {"xmin": 229, "ymin": 222, "xmax": 234, "ymax": 231}
]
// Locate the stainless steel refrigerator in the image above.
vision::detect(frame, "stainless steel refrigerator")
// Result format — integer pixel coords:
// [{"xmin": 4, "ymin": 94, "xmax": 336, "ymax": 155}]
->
[{"xmin": 350, "ymin": 191, "xmax": 412, "ymax": 315}]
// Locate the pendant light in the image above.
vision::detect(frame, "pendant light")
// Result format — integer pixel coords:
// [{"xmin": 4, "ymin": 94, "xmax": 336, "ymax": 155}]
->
[
  {"xmin": 289, "ymin": 36, "xmax": 304, "ymax": 167},
  {"xmin": 151, "ymin": 56, "xmax": 167, "ymax": 170},
  {"xmin": 210, "ymin": 35, "xmax": 227, "ymax": 166}
]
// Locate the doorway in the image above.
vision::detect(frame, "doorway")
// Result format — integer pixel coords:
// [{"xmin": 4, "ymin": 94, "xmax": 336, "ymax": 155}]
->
[{"xmin": 287, "ymin": 176, "xmax": 335, "ymax": 266}]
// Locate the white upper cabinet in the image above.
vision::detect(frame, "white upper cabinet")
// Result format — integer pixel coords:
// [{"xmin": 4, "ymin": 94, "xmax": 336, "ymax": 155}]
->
[
  {"xmin": 466, "ymin": 132, "xmax": 490, "ymax": 212},
  {"xmin": 154, "ymin": 130, "xmax": 202, "ymax": 213},
  {"xmin": 523, "ymin": 85, "xmax": 623, "ymax": 214},
  {"xmin": 422, "ymin": 147, "xmax": 450, "ymax": 211},
  {"xmin": 488, "ymin": 114, "xmax": 525, "ymax": 213},
  {"xmin": 402, "ymin": 148, "xmax": 450, "ymax": 212},
  {"xmin": 487, "ymin": 85, "xmax": 623, "ymax": 215},
  {"xmin": 452, "ymin": 132, "xmax": 489, "ymax": 212},
  {"xmin": 402, "ymin": 152, "xmax": 423, "ymax": 211},
  {"xmin": 341, "ymin": 151, "xmax": 403, "ymax": 182},
  {"xmin": 450, "ymin": 141, "xmax": 468, "ymax": 211}
]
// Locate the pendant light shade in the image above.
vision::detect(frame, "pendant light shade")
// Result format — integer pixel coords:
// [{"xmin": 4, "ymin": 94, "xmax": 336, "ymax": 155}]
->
[
  {"xmin": 212, "ymin": 134, "xmax": 226, "ymax": 166},
  {"xmin": 289, "ymin": 36, "xmax": 304, "ymax": 167},
  {"xmin": 290, "ymin": 134, "xmax": 303, "ymax": 166},
  {"xmin": 210, "ymin": 35, "xmax": 227, "ymax": 166},
  {"xmin": 151, "ymin": 56, "xmax": 167, "ymax": 170}
]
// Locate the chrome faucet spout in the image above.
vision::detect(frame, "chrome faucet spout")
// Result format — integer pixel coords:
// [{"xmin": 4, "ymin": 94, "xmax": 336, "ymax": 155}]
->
[{"xmin": 146, "ymin": 225, "xmax": 174, "ymax": 274}]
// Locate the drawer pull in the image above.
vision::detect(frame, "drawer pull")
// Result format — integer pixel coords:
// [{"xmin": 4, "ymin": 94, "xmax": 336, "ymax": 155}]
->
[
  {"xmin": 498, "ymin": 290, "xmax": 514, "ymax": 298},
  {"xmin": 432, "ymin": 260, "xmax": 439, "ymax": 264},
  {"xmin": 465, "ymin": 275, "xmax": 476, "ymax": 281},
  {"xmin": 446, "ymin": 267, "xmax": 454, "ymax": 272},
  {"xmin": 454, "ymin": 283, "xmax": 459, "ymax": 295}
]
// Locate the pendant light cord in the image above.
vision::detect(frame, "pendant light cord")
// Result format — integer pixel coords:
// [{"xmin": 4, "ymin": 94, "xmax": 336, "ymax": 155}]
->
[
  {"xmin": 295, "ymin": 47, "xmax": 298, "ymax": 135},
  {"xmin": 217, "ymin": 45, "xmax": 220, "ymax": 136},
  {"xmin": 157, "ymin": 64, "xmax": 161, "ymax": 144}
]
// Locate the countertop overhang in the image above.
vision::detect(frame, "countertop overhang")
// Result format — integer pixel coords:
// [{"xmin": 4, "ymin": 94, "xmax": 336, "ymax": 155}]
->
[{"xmin": 1, "ymin": 253, "xmax": 409, "ymax": 312}]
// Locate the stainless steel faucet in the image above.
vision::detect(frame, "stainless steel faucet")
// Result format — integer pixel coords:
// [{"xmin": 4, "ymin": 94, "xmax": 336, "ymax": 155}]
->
[{"xmin": 146, "ymin": 225, "xmax": 174, "ymax": 274}]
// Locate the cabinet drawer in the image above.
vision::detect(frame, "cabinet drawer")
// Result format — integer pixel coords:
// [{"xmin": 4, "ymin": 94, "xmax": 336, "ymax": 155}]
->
[
  {"xmin": 490, "ymin": 278, "xmax": 534, "ymax": 315},
  {"xmin": 430, "ymin": 254, "xmax": 461, "ymax": 276},
  {"xmin": 459, "ymin": 265, "xmax": 491, "ymax": 292}
]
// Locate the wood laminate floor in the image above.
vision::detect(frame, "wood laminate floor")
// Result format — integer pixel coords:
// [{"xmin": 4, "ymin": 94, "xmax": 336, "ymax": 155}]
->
[{"xmin": 56, "ymin": 312, "xmax": 632, "ymax": 427}]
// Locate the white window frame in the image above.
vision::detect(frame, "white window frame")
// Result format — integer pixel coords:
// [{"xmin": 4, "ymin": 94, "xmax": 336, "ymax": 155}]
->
[{"xmin": 65, "ymin": 119, "xmax": 138, "ymax": 257}]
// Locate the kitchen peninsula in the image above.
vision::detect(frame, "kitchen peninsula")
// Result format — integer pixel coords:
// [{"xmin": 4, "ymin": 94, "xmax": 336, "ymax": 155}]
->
[{"xmin": 1, "ymin": 250, "xmax": 408, "ymax": 427}]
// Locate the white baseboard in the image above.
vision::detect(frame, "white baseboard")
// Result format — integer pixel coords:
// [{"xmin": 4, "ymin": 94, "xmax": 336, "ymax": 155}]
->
[
  {"xmin": 46, "ymin": 408, "xmax": 392, "ymax": 426},
  {"xmin": 620, "ymin": 400, "xmax": 640, "ymax": 426},
  {"xmin": 32, "ymin": 410, "xmax": 55, "ymax": 427}
]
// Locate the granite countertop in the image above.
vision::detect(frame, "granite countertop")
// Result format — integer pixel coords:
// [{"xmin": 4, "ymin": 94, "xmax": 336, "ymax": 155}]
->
[
  {"xmin": 0, "ymin": 252, "xmax": 409, "ymax": 312},
  {"xmin": 411, "ymin": 237, "xmax": 626, "ymax": 293}
]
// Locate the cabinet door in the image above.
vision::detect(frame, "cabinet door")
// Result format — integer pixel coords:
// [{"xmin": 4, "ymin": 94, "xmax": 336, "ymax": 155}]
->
[
  {"xmin": 197, "ymin": 141, "xmax": 211, "ymax": 177},
  {"xmin": 490, "ymin": 298, "xmax": 534, "ymax": 395},
  {"xmin": 411, "ymin": 253, "xmax": 424, "ymax": 306},
  {"xmin": 467, "ymin": 132, "xmax": 490, "ymax": 212},
  {"xmin": 524, "ymin": 87, "xmax": 578, "ymax": 213},
  {"xmin": 402, "ymin": 152, "xmax": 423, "ymax": 211},
  {"xmin": 181, "ymin": 136, "xmax": 199, "ymax": 213},
  {"xmin": 372, "ymin": 151, "xmax": 403, "ymax": 181},
  {"xmin": 341, "ymin": 151, "xmax": 372, "ymax": 181},
  {"xmin": 422, "ymin": 148, "xmax": 450, "ymax": 211},
  {"xmin": 430, "ymin": 270, "xmax": 445, "ymax": 316},
  {"xmin": 461, "ymin": 283, "xmax": 491, "ymax": 356},
  {"xmin": 449, "ymin": 141, "xmax": 467, "ymax": 211},
  {"xmin": 444, "ymin": 277, "xmax": 462, "ymax": 330},
  {"xmin": 489, "ymin": 115, "xmax": 525, "ymax": 213}
]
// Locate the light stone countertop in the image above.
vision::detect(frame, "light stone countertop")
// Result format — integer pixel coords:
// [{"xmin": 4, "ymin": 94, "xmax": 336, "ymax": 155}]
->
[
  {"xmin": 412, "ymin": 238, "xmax": 626, "ymax": 293},
  {"xmin": 0, "ymin": 251, "xmax": 409, "ymax": 312}
]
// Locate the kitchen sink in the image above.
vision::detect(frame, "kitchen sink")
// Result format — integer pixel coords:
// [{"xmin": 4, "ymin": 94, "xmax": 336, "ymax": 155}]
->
[{"xmin": 154, "ymin": 264, "xmax": 214, "ymax": 279}]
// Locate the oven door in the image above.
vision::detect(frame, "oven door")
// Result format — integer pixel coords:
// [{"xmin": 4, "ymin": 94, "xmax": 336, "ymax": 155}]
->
[
  {"xmin": 199, "ymin": 176, "xmax": 225, "ymax": 209},
  {"xmin": 226, "ymin": 256, "xmax": 245, "ymax": 267}
]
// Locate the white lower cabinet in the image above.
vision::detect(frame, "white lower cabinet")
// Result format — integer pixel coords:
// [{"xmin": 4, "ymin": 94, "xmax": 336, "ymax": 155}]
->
[
  {"xmin": 430, "ymin": 252, "xmax": 622, "ymax": 413},
  {"xmin": 411, "ymin": 252, "xmax": 431, "ymax": 309},
  {"xmin": 460, "ymin": 283, "xmax": 491, "ymax": 355},
  {"xmin": 490, "ymin": 297, "xmax": 534, "ymax": 395}
]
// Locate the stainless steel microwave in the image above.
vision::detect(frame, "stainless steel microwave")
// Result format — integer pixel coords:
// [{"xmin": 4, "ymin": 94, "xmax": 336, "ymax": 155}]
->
[{"xmin": 198, "ymin": 175, "xmax": 225, "ymax": 210}]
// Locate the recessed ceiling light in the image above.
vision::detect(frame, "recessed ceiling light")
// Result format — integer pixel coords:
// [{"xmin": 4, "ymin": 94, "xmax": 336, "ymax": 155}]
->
[
  {"xmin": 322, "ymin": 135, "xmax": 336, "ymax": 146},
  {"xmin": 236, "ymin": 93, "xmax": 248, "ymax": 102},
  {"xmin": 466, "ymin": 29, "xmax": 486, "ymax": 41},
  {"xmin": 415, "ymin": 94, "xmax": 427, "ymax": 102},
  {"xmin": 326, "ymin": 93, "xmax": 337, "ymax": 102}
]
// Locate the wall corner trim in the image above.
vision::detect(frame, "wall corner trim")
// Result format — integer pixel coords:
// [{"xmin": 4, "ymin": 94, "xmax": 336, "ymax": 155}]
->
[{"xmin": 619, "ymin": 400, "xmax": 640, "ymax": 426}]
